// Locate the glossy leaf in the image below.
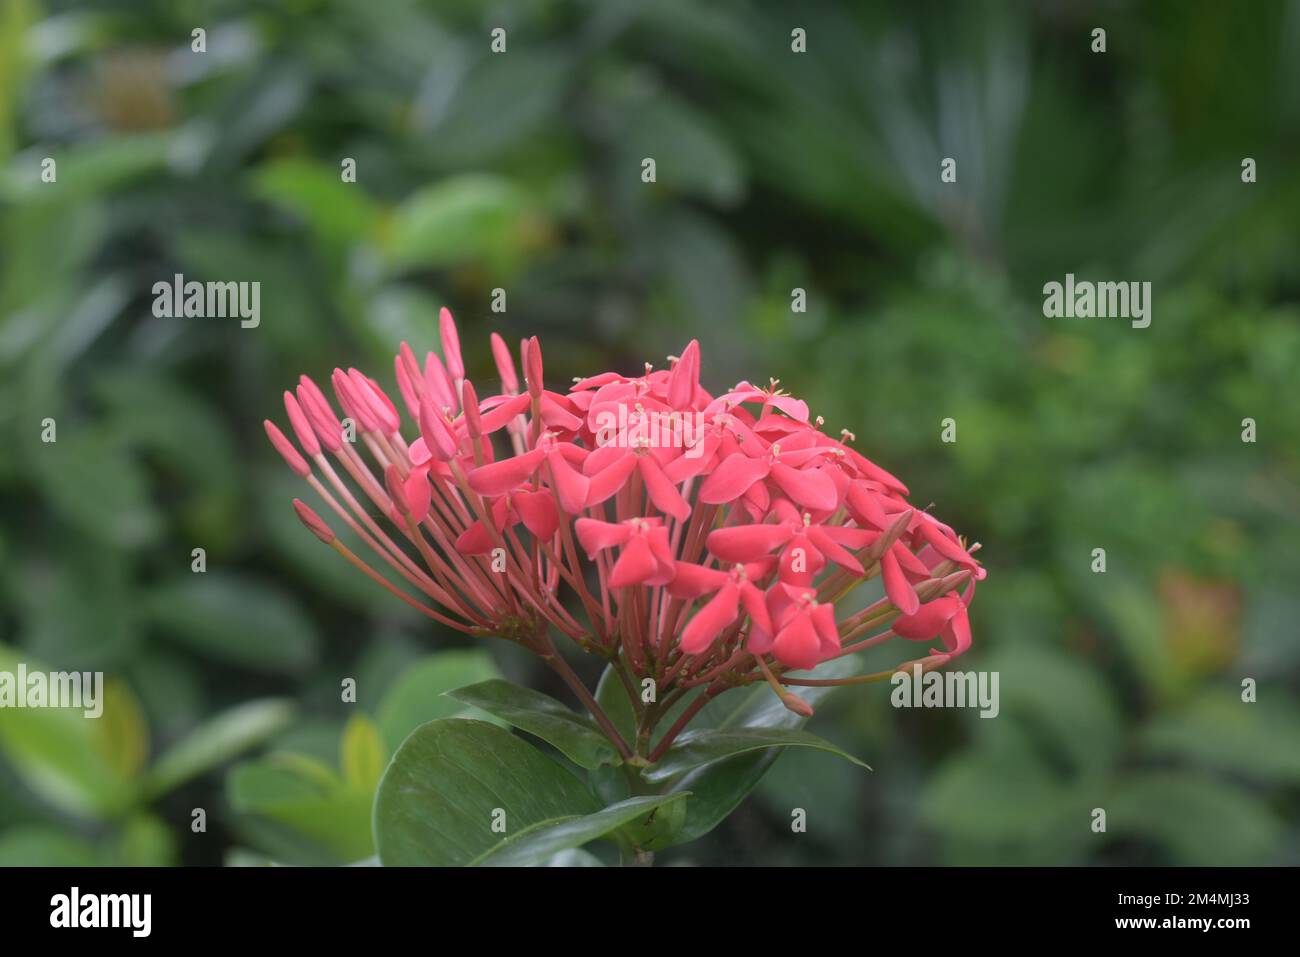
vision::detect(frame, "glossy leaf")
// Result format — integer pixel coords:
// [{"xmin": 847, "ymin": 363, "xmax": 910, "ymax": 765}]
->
[
  {"xmin": 373, "ymin": 719, "xmax": 597, "ymax": 866},
  {"xmin": 446, "ymin": 678, "xmax": 622, "ymax": 769},
  {"xmin": 375, "ymin": 650, "xmax": 504, "ymax": 753},
  {"xmin": 664, "ymin": 654, "xmax": 864, "ymax": 843},
  {"xmin": 471, "ymin": 794, "xmax": 690, "ymax": 867},
  {"xmin": 645, "ymin": 727, "xmax": 869, "ymax": 784}
]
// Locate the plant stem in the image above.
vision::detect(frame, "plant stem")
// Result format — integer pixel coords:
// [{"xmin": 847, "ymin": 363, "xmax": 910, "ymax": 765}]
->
[
  {"xmin": 647, "ymin": 683, "xmax": 718, "ymax": 762},
  {"xmin": 538, "ymin": 635, "xmax": 633, "ymax": 760}
]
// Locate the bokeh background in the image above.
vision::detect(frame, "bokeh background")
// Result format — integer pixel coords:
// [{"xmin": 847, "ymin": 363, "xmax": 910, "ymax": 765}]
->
[{"xmin": 2, "ymin": 0, "xmax": 1299, "ymax": 866}]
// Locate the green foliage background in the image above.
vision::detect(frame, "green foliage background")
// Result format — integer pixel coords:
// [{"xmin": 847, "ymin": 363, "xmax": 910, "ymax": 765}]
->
[{"xmin": 1, "ymin": 0, "xmax": 1298, "ymax": 865}]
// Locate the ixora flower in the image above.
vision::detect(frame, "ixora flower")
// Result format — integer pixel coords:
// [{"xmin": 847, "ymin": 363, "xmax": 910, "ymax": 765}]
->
[{"xmin": 264, "ymin": 309, "xmax": 985, "ymax": 865}]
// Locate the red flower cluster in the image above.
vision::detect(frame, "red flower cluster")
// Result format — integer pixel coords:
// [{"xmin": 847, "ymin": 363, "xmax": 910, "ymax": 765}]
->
[{"xmin": 265, "ymin": 310, "xmax": 983, "ymax": 719}]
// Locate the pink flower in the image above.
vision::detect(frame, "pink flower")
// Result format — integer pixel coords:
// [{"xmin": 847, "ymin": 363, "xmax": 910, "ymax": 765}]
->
[{"xmin": 264, "ymin": 310, "xmax": 985, "ymax": 721}]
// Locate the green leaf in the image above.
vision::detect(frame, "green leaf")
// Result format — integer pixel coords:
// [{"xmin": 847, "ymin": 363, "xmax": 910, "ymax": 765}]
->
[
  {"xmin": 253, "ymin": 157, "xmax": 381, "ymax": 251},
  {"xmin": 382, "ymin": 174, "xmax": 540, "ymax": 277},
  {"xmin": 146, "ymin": 574, "xmax": 319, "ymax": 673},
  {"xmin": 375, "ymin": 650, "xmax": 504, "ymax": 753},
  {"xmin": 143, "ymin": 698, "xmax": 294, "ymax": 799},
  {"xmin": 0, "ymin": 828, "xmax": 100, "ymax": 867},
  {"xmin": 644, "ymin": 727, "xmax": 869, "ymax": 784},
  {"xmin": 618, "ymin": 95, "xmax": 745, "ymax": 204},
  {"xmin": 1106, "ymin": 772, "xmax": 1282, "ymax": 865},
  {"xmin": 1140, "ymin": 691, "xmax": 1300, "ymax": 785},
  {"xmin": 445, "ymin": 678, "xmax": 622, "ymax": 769},
  {"xmin": 471, "ymin": 794, "xmax": 690, "ymax": 867},
  {"xmin": 665, "ymin": 654, "xmax": 864, "ymax": 843},
  {"xmin": 373, "ymin": 719, "xmax": 598, "ymax": 866},
  {"xmin": 612, "ymin": 789, "xmax": 690, "ymax": 852},
  {"xmin": 339, "ymin": 714, "xmax": 385, "ymax": 793},
  {"xmin": 594, "ymin": 663, "xmax": 639, "ymax": 745},
  {"xmin": 0, "ymin": 132, "xmax": 172, "ymax": 204},
  {"xmin": 33, "ymin": 427, "xmax": 160, "ymax": 547},
  {"xmin": 93, "ymin": 679, "xmax": 149, "ymax": 780},
  {"xmin": 116, "ymin": 812, "xmax": 177, "ymax": 867},
  {"xmin": 921, "ymin": 721, "xmax": 1080, "ymax": 860},
  {"xmin": 227, "ymin": 759, "xmax": 375, "ymax": 863},
  {"xmin": 981, "ymin": 643, "xmax": 1122, "ymax": 774},
  {"xmin": 0, "ymin": 645, "xmax": 132, "ymax": 818}
]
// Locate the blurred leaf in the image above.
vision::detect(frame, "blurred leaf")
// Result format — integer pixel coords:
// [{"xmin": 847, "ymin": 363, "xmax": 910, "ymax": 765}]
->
[
  {"xmin": 1141, "ymin": 691, "xmax": 1300, "ymax": 785},
  {"xmin": 202, "ymin": 65, "xmax": 308, "ymax": 168},
  {"xmin": 339, "ymin": 713, "xmax": 385, "ymax": 793},
  {"xmin": 618, "ymin": 93, "xmax": 745, "ymax": 205},
  {"xmin": 422, "ymin": 50, "xmax": 572, "ymax": 164},
  {"xmin": 382, "ymin": 174, "xmax": 541, "ymax": 276},
  {"xmin": 0, "ymin": 0, "xmax": 35, "ymax": 161},
  {"xmin": 31, "ymin": 428, "xmax": 160, "ymax": 547},
  {"xmin": 173, "ymin": 231, "xmax": 330, "ymax": 356},
  {"xmin": 227, "ymin": 759, "xmax": 374, "ymax": 863},
  {"xmin": 0, "ymin": 827, "xmax": 98, "ymax": 867},
  {"xmin": 15, "ymin": 545, "xmax": 140, "ymax": 666},
  {"xmin": 922, "ymin": 721, "xmax": 1078, "ymax": 857},
  {"xmin": 373, "ymin": 718, "xmax": 597, "ymax": 866},
  {"xmin": 446, "ymin": 678, "xmax": 622, "ymax": 769},
  {"xmin": 375, "ymin": 650, "xmax": 504, "ymax": 753},
  {"xmin": 93, "ymin": 370, "xmax": 240, "ymax": 504},
  {"xmin": 0, "ymin": 132, "xmax": 172, "ymax": 204},
  {"xmin": 143, "ymin": 698, "xmax": 294, "ymax": 799},
  {"xmin": 116, "ymin": 812, "xmax": 176, "ymax": 867},
  {"xmin": 0, "ymin": 645, "xmax": 133, "ymax": 818},
  {"xmin": 253, "ymin": 157, "xmax": 381, "ymax": 251},
  {"xmin": 980, "ymin": 643, "xmax": 1123, "ymax": 775},
  {"xmin": 93, "ymin": 679, "xmax": 149, "ymax": 780},
  {"xmin": 1106, "ymin": 772, "xmax": 1282, "ymax": 865},
  {"xmin": 146, "ymin": 573, "xmax": 319, "ymax": 673}
]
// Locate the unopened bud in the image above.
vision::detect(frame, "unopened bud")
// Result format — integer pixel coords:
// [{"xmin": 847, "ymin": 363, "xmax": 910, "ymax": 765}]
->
[{"xmin": 293, "ymin": 499, "xmax": 335, "ymax": 543}]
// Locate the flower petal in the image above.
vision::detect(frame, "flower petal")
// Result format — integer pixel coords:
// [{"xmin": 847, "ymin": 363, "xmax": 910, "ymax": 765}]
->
[
  {"xmin": 610, "ymin": 535, "xmax": 657, "ymax": 588},
  {"xmin": 892, "ymin": 595, "xmax": 961, "ymax": 640},
  {"xmin": 698, "ymin": 453, "xmax": 770, "ymax": 504},
  {"xmin": 547, "ymin": 449, "xmax": 590, "ymax": 514},
  {"xmin": 466, "ymin": 447, "xmax": 545, "ymax": 496},
  {"xmin": 513, "ymin": 490, "xmax": 558, "ymax": 541},
  {"xmin": 769, "ymin": 462, "xmax": 838, "ymax": 512},
  {"xmin": 681, "ymin": 583, "xmax": 739, "ymax": 655},
  {"xmin": 639, "ymin": 455, "xmax": 691, "ymax": 522},
  {"xmin": 706, "ymin": 523, "xmax": 795, "ymax": 563},
  {"xmin": 584, "ymin": 454, "xmax": 639, "ymax": 507},
  {"xmin": 574, "ymin": 518, "xmax": 631, "ymax": 557},
  {"xmin": 880, "ymin": 547, "xmax": 920, "ymax": 615},
  {"xmin": 666, "ymin": 562, "xmax": 728, "ymax": 598},
  {"xmin": 773, "ymin": 614, "xmax": 820, "ymax": 670}
]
